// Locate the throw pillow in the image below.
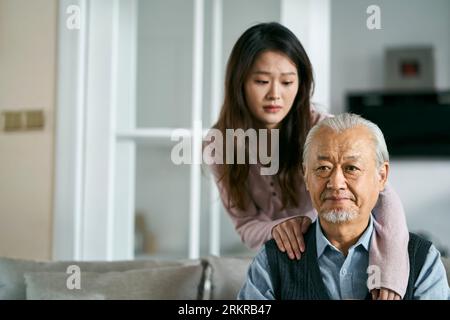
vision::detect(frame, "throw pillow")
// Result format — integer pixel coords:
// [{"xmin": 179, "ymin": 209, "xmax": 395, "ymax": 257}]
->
[
  {"xmin": 25, "ymin": 265, "xmax": 203, "ymax": 300},
  {"xmin": 0, "ymin": 256, "xmax": 197, "ymax": 299},
  {"xmin": 204, "ymin": 256, "xmax": 253, "ymax": 300}
]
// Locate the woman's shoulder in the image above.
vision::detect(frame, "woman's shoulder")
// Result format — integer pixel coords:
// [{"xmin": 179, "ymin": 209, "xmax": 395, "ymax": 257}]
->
[{"xmin": 310, "ymin": 104, "xmax": 333, "ymax": 126}]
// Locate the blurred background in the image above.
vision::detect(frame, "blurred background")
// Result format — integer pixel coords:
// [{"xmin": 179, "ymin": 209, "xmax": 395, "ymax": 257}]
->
[{"xmin": 0, "ymin": 0, "xmax": 449, "ymax": 261}]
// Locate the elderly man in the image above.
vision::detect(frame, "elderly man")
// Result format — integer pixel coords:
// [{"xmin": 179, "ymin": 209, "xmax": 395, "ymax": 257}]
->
[{"xmin": 238, "ymin": 113, "xmax": 449, "ymax": 300}]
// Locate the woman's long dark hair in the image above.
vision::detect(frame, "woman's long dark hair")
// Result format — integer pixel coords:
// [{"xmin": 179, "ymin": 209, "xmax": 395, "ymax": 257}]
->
[{"xmin": 214, "ymin": 22, "xmax": 314, "ymax": 212}]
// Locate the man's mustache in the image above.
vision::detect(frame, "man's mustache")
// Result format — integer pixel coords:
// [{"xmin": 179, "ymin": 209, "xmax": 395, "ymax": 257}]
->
[{"xmin": 320, "ymin": 192, "xmax": 356, "ymax": 202}]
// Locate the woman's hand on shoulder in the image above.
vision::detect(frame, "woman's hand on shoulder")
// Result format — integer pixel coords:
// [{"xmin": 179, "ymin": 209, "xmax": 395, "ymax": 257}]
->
[
  {"xmin": 371, "ymin": 288, "xmax": 401, "ymax": 300},
  {"xmin": 271, "ymin": 216, "xmax": 312, "ymax": 260}
]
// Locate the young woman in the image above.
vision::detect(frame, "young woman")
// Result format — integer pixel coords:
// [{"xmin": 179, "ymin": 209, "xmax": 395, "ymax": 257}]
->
[{"xmin": 205, "ymin": 22, "xmax": 409, "ymax": 300}]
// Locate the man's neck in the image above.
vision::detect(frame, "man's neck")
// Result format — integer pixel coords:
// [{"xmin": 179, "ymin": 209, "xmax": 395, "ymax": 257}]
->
[{"xmin": 319, "ymin": 216, "xmax": 370, "ymax": 256}]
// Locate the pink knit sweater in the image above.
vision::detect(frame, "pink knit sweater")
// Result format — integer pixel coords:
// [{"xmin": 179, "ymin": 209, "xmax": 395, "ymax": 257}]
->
[{"xmin": 206, "ymin": 108, "xmax": 410, "ymax": 297}]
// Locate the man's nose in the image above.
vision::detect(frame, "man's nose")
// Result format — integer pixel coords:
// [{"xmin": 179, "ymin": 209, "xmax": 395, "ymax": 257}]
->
[{"xmin": 326, "ymin": 168, "xmax": 347, "ymax": 190}]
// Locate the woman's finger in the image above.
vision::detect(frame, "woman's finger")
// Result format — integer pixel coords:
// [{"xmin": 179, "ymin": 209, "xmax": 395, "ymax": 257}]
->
[
  {"xmin": 277, "ymin": 228, "xmax": 295, "ymax": 259},
  {"xmin": 371, "ymin": 289, "xmax": 379, "ymax": 300},
  {"xmin": 387, "ymin": 290, "xmax": 400, "ymax": 300},
  {"xmin": 297, "ymin": 232, "xmax": 305, "ymax": 253},
  {"xmin": 378, "ymin": 288, "xmax": 389, "ymax": 300},
  {"xmin": 272, "ymin": 218, "xmax": 310, "ymax": 259},
  {"xmin": 386, "ymin": 291, "xmax": 393, "ymax": 300},
  {"xmin": 272, "ymin": 228, "xmax": 286, "ymax": 252},
  {"xmin": 292, "ymin": 221, "xmax": 305, "ymax": 253},
  {"xmin": 301, "ymin": 217, "xmax": 312, "ymax": 234},
  {"xmin": 283, "ymin": 224, "xmax": 301, "ymax": 259}
]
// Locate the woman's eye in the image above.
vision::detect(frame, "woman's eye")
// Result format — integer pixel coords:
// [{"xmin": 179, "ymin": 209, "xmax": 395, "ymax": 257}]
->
[
  {"xmin": 255, "ymin": 80, "xmax": 269, "ymax": 84},
  {"xmin": 282, "ymin": 81, "xmax": 293, "ymax": 86}
]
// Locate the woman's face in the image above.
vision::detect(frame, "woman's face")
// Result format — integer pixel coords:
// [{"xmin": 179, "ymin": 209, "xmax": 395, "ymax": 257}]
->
[{"xmin": 244, "ymin": 50, "xmax": 299, "ymax": 129}]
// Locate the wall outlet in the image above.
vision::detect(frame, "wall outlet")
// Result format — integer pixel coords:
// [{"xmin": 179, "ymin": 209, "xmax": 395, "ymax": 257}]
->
[
  {"xmin": 2, "ymin": 111, "xmax": 23, "ymax": 132},
  {"xmin": 1, "ymin": 109, "xmax": 45, "ymax": 132},
  {"xmin": 25, "ymin": 110, "xmax": 45, "ymax": 130}
]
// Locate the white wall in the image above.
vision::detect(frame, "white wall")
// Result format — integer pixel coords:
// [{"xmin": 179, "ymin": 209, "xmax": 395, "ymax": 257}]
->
[
  {"xmin": 330, "ymin": 0, "xmax": 450, "ymax": 113},
  {"xmin": 330, "ymin": 0, "xmax": 450, "ymax": 251},
  {"xmin": 0, "ymin": 0, "xmax": 57, "ymax": 259},
  {"xmin": 281, "ymin": 0, "xmax": 331, "ymax": 109},
  {"xmin": 389, "ymin": 160, "xmax": 450, "ymax": 252}
]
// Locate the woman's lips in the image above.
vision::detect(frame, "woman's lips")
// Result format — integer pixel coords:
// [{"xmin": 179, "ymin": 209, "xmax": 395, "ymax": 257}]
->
[{"xmin": 263, "ymin": 105, "xmax": 282, "ymax": 113}]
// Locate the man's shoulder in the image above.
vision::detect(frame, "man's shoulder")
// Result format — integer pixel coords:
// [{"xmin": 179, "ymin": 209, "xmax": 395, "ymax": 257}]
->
[
  {"xmin": 408, "ymin": 232, "xmax": 433, "ymax": 249},
  {"xmin": 264, "ymin": 238, "xmax": 278, "ymax": 253},
  {"xmin": 407, "ymin": 232, "xmax": 434, "ymax": 285},
  {"xmin": 407, "ymin": 232, "xmax": 433, "ymax": 262},
  {"xmin": 264, "ymin": 221, "xmax": 317, "ymax": 259}
]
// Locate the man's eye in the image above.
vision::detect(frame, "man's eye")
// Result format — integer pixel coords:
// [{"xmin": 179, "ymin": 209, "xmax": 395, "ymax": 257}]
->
[
  {"xmin": 315, "ymin": 166, "xmax": 331, "ymax": 177},
  {"xmin": 345, "ymin": 166, "xmax": 359, "ymax": 172}
]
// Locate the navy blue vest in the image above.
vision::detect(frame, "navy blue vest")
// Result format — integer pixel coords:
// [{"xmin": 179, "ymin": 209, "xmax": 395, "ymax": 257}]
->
[{"xmin": 265, "ymin": 221, "xmax": 431, "ymax": 300}]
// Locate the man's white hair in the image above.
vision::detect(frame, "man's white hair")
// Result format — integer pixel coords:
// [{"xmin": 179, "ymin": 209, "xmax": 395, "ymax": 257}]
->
[{"xmin": 302, "ymin": 113, "xmax": 389, "ymax": 168}]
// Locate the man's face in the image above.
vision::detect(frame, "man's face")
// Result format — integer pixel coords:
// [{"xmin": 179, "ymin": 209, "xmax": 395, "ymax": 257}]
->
[{"xmin": 304, "ymin": 126, "xmax": 389, "ymax": 223}]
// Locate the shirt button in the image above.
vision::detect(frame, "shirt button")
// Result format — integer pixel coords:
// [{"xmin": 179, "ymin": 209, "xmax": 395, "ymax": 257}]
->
[
  {"xmin": 341, "ymin": 268, "xmax": 347, "ymax": 276},
  {"xmin": 270, "ymin": 182, "xmax": 274, "ymax": 186},
  {"xmin": 272, "ymin": 192, "xmax": 277, "ymax": 196}
]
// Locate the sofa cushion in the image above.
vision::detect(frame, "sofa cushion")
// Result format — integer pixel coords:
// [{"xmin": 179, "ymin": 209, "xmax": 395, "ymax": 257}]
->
[
  {"xmin": 24, "ymin": 265, "xmax": 203, "ymax": 300},
  {"xmin": 0, "ymin": 257, "xmax": 197, "ymax": 300},
  {"xmin": 204, "ymin": 256, "xmax": 253, "ymax": 300}
]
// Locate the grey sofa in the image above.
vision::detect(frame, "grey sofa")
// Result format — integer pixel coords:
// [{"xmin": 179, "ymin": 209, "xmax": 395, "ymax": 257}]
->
[
  {"xmin": 1, "ymin": 255, "xmax": 449, "ymax": 300},
  {"xmin": 0, "ymin": 255, "xmax": 252, "ymax": 300}
]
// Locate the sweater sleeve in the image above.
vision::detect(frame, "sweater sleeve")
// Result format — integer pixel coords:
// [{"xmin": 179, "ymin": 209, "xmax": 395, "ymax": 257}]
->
[
  {"xmin": 370, "ymin": 182, "xmax": 410, "ymax": 298},
  {"xmin": 206, "ymin": 162, "xmax": 301, "ymax": 250}
]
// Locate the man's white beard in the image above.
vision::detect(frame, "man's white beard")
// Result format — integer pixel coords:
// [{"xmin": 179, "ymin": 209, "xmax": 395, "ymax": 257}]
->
[{"xmin": 320, "ymin": 209, "xmax": 358, "ymax": 224}]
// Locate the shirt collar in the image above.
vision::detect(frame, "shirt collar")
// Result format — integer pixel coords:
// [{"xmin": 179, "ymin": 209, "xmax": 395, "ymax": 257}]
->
[{"xmin": 315, "ymin": 214, "xmax": 374, "ymax": 258}]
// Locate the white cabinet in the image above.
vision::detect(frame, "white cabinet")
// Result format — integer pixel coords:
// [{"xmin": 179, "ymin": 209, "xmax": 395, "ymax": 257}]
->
[
  {"xmin": 131, "ymin": 0, "xmax": 280, "ymax": 259},
  {"xmin": 54, "ymin": 0, "xmax": 329, "ymax": 261}
]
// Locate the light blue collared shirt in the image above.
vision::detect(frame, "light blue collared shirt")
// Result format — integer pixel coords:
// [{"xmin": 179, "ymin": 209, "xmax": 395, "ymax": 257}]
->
[{"xmin": 238, "ymin": 216, "xmax": 450, "ymax": 300}]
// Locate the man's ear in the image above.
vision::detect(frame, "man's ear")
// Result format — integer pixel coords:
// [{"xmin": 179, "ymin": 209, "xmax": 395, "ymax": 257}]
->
[{"xmin": 378, "ymin": 162, "xmax": 389, "ymax": 191}]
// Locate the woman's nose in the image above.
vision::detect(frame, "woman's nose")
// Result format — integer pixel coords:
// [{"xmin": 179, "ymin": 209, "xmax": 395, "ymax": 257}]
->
[{"xmin": 267, "ymin": 83, "xmax": 280, "ymax": 101}]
